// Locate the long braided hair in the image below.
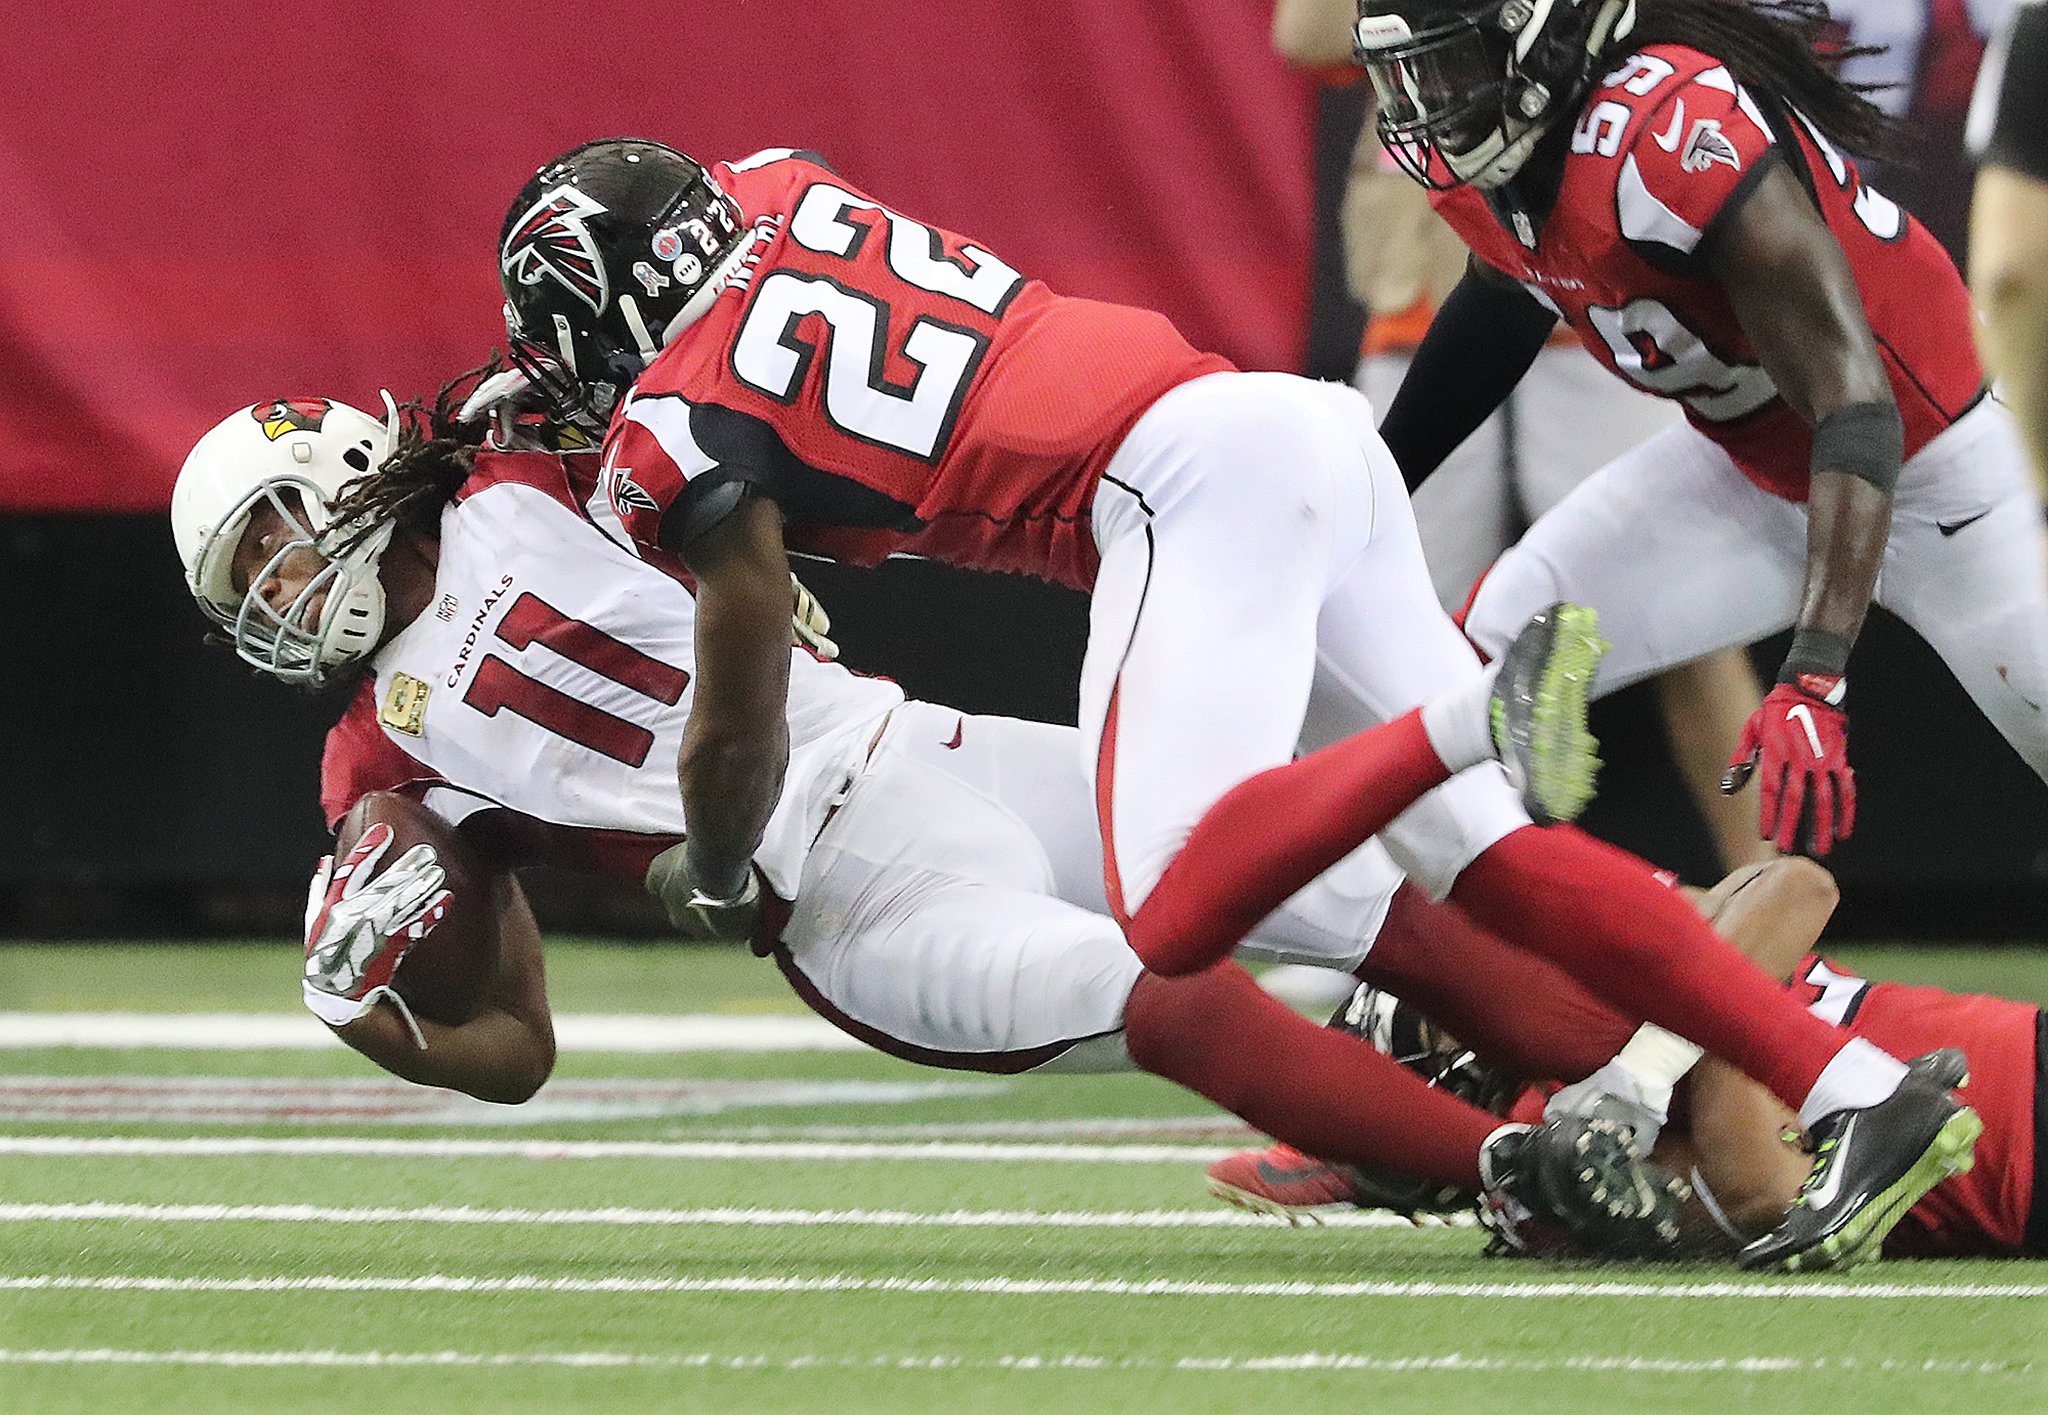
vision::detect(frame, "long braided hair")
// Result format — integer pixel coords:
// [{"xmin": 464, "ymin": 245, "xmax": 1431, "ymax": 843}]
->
[
  {"xmin": 1619, "ymin": 0, "xmax": 1905, "ymax": 160},
  {"xmin": 322, "ymin": 360, "xmax": 499, "ymax": 558}
]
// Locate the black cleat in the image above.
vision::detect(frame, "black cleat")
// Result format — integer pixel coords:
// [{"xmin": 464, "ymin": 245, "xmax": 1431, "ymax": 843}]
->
[
  {"xmin": 1478, "ymin": 1116, "xmax": 1689, "ymax": 1260},
  {"xmin": 1738, "ymin": 1050, "xmax": 1980, "ymax": 1273},
  {"xmin": 1488, "ymin": 603, "xmax": 1607, "ymax": 825}
]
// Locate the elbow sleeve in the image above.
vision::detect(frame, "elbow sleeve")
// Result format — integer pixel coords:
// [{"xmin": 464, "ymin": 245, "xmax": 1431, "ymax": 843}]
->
[{"xmin": 1376, "ymin": 271, "xmax": 1558, "ymax": 490}]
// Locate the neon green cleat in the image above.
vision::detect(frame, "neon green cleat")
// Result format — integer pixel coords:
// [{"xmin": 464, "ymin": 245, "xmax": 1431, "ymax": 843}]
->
[
  {"xmin": 1488, "ymin": 602, "xmax": 1609, "ymax": 825},
  {"xmin": 1739, "ymin": 1050, "xmax": 1982, "ymax": 1273}
]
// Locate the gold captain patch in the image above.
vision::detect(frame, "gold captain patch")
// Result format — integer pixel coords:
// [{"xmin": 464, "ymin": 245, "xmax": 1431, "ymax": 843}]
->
[{"xmin": 379, "ymin": 673, "xmax": 431, "ymax": 737}]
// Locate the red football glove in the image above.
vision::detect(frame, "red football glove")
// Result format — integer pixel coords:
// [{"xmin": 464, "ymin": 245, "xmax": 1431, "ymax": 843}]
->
[{"xmin": 1722, "ymin": 682, "xmax": 1855, "ymax": 856}]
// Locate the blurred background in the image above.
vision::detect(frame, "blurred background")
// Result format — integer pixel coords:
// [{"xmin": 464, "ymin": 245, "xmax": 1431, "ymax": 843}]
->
[{"xmin": 3, "ymin": 0, "xmax": 2042, "ymax": 940}]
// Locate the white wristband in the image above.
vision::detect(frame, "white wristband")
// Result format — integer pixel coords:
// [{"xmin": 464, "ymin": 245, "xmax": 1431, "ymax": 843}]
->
[{"xmin": 302, "ymin": 982, "xmax": 428, "ymax": 1050}]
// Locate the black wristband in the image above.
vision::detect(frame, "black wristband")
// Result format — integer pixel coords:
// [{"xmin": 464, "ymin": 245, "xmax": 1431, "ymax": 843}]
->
[
  {"xmin": 1779, "ymin": 627, "xmax": 1852, "ymax": 685},
  {"xmin": 1811, "ymin": 401, "xmax": 1904, "ymax": 492}
]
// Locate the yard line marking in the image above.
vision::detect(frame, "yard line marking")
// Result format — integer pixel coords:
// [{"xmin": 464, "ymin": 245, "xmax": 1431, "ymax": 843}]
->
[
  {"xmin": 703, "ymin": 1116, "xmax": 1256, "ymax": 1140},
  {"xmin": 0, "ymin": 1012, "xmax": 861, "ymax": 1053},
  {"xmin": 0, "ymin": 1075, "xmax": 1005, "ymax": 1126},
  {"xmin": 0, "ymin": 1135, "xmax": 1232, "ymax": 1163},
  {"xmin": 0, "ymin": 1348, "xmax": 2028, "ymax": 1375},
  {"xmin": 0, "ymin": 1202, "xmax": 1426, "ymax": 1230},
  {"xmin": 4, "ymin": 1273, "xmax": 2042, "ymax": 1300}
]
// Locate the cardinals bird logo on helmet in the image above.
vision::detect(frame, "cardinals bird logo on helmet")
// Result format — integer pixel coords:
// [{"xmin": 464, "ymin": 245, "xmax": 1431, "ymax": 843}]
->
[{"xmin": 252, "ymin": 398, "xmax": 334, "ymax": 441}]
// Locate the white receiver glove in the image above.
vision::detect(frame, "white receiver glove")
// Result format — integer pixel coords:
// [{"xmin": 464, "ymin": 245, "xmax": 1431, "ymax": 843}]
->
[{"xmin": 790, "ymin": 572, "xmax": 839, "ymax": 660}]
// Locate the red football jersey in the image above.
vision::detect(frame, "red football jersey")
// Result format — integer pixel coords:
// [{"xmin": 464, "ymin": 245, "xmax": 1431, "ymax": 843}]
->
[
  {"xmin": 601, "ymin": 149, "xmax": 1231, "ymax": 589},
  {"xmin": 1788, "ymin": 953, "xmax": 2037, "ymax": 1257},
  {"xmin": 1432, "ymin": 45, "xmax": 1984, "ymax": 501}
]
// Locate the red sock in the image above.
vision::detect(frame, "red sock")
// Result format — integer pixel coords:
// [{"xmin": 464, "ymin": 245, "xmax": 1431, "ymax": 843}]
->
[
  {"xmin": 1123, "ymin": 963, "xmax": 1495, "ymax": 1187},
  {"xmin": 1120, "ymin": 710, "xmax": 1449, "ymax": 976},
  {"xmin": 1449, "ymin": 825, "xmax": 1841, "ymax": 1108},
  {"xmin": 1362, "ymin": 884, "xmax": 1636, "ymax": 1082}
]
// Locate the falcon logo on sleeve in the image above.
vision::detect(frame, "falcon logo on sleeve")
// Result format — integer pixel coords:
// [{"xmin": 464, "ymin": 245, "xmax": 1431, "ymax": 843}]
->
[
  {"xmin": 604, "ymin": 463, "xmax": 662, "ymax": 517},
  {"xmin": 1680, "ymin": 118, "xmax": 1743, "ymax": 174},
  {"xmin": 501, "ymin": 185, "xmax": 611, "ymax": 315}
]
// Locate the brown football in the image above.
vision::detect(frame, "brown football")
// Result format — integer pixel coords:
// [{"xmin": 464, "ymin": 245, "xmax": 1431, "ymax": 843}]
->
[{"xmin": 331, "ymin": 791, "xmax": 499, "ymax": 1025}]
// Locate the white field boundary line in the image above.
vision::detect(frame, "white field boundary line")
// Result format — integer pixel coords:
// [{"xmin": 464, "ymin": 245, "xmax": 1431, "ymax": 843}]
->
[
  {"xmin": 0, "ymin": 1135, "xmax": 1234, "ymax": 1164},
  {"xmin": 0, "ymin": 1348, "xmax": 2029, "ymax": 1376},
  {"xmin": 0, "ymin": 1202, "xmax": 1430, "ymax": 1231},
  {"xmin": 0, "ymin": 1012, "xmax": 860, "ymax": 1052},
  {"xmin": 5, "ymin": 1273, "xmax": 2044, "ymax": 1300}
]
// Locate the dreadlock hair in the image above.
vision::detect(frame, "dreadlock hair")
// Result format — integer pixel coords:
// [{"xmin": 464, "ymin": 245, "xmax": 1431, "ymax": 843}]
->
[
  {"xmin": 323, "ymin": 359, "xmax": 502, "ymax": 558},
  {"xmin": 1620, "ymin": 0, "xmax": 1905, "ymax": 161}
]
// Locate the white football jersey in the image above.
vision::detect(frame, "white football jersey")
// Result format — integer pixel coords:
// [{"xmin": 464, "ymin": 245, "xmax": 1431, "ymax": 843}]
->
[{"xmin": 323, "ymin": 452, "xmax": 903, "ymax": 895}]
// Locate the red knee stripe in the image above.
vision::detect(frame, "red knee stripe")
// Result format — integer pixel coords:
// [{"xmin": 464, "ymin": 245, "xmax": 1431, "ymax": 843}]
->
[
  {"xmin": 1454, "ymin": 561, "xmax": 1497, "ymax": 663},
  {"xmin": 1095, "ymin": 681, "xmax": 1132, "ymax": 928}
]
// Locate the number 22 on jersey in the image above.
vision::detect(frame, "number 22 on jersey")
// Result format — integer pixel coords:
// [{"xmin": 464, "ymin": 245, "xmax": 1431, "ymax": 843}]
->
[{"xmin": 729, "ymin": 185, "xmax": 1025, "ymax": 461}]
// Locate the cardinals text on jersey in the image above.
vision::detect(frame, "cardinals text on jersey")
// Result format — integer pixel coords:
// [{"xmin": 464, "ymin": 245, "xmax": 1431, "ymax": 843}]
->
[
  {"xmin": 598, "ymin": 150, "xmax": 1231, "ymax": 588},
  {"xmin": 1432, "ymin": 44, "xmax": 1985, "ymax": 500}
]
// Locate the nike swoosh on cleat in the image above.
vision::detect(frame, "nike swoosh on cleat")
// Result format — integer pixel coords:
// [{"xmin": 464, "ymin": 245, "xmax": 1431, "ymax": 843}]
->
[
  {"xmin": 1936, "ymin": 510, "xmax": 1991, "ymax": 537},
  {"xmin": 1803, "ymin": 1113, "xmax": 1855, "ymax": 1210}
]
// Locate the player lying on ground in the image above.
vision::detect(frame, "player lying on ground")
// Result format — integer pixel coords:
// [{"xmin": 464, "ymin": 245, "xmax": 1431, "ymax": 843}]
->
[
  {"xmin": 488, "ymin": 138, "xmax": 1968, "ymax": 1269},
  {"xmin": 1216, "ymin": 858, "xmax": 2032, "ymax": 1260},
  {"xmin": 1353, "ymin": 0, "xmax": 2048, "ymax": 856},
  {"xmin": 172, "ymin": 384, "xmax": 1703, "ymax": 1255}
]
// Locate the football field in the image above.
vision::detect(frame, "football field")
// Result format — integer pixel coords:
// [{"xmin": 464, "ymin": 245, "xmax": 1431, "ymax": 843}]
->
[{"xmin": 2, "ymin": 942, "xmax": 2045, "ymax": 1413}]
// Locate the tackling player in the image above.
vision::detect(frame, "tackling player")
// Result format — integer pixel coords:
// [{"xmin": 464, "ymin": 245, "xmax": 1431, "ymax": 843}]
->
[
  {"xmin": 488, "ymin": 139, "xmax": 1971, "ymax": 1269},
  {"xmin": 1352, "ymin": 0, "xmax": 2048, "ymax": 857},
  {"xmin": 172, "ymin": 381, "xmax": 1689, "ymax": 1255},
  {"xmin": 1217, "ymin": 859, "xmax": 2039, "ymax": 1261}
]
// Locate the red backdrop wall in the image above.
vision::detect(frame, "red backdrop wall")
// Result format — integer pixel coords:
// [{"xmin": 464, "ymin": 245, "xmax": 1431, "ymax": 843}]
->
[{"xmin": 0, "ymin": 1, "xmax": 1313, "ymax": 511}]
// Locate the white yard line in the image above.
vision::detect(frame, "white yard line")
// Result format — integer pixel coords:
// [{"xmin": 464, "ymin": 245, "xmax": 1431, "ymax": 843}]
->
[
  {"xmin": 0, "ymin": 1012, "xmax": 860, "ymax": 1052},
  {"xmin": 0, "ymin": 1135, "xmax": 1232, "ymax": 1163},
  {"xmin": 2, "ymin": 1272, "xmax": 2041, "ymax": 1300},
  {"xmin": 0, "ymin": 1347, "xmax": 2027, "ymax": 1375},
  {"xmin": 0, "ymin": 1201, "xmax": 1424, "ymax": 1230},
  {"xmin": 0, "ymin": 1075, "xmax": 1005, "ymax": 1126}
]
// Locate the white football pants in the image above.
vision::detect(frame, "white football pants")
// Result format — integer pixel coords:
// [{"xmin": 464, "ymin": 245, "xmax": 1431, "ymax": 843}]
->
[
  {"xmin": 1465, "ymin": 397, "xmax": 2048, "ymax": 780},
  {"xmin": 1357, "ymin": 345, "xmax": 1685, "ymax": 610},
  {"xmin": 1080, "ymin": 371, "xmax": 1530, "ymax": 912},
  {"xmin": 777, "ymin": 701, "xmax": 1404, "ymax": 1072}
]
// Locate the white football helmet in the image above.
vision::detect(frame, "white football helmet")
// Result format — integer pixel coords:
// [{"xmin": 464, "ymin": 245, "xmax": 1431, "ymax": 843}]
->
[{"xmin": 170, "ymin": 394, "xmax": 401, "ymax": 687}]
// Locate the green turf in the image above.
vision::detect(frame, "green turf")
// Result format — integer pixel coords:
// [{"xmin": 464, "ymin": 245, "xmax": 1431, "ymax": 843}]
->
[{"xmin": 0, "ymin": 941, "xmax": 2045, "ymax": 1412}]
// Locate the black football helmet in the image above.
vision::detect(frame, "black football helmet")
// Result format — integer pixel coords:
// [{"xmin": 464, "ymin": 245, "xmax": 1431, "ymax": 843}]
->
[
  {"xmin": 498, "ymin": 138, "xmax": 748, "ymax": 429},
  {"xmin": 1354, "ymin": 0, "xmax": 1637, "ymax": 189},
  {"xmin": 1329, "ymin": 982, "xmax": 1518, "ymax": 1216}
]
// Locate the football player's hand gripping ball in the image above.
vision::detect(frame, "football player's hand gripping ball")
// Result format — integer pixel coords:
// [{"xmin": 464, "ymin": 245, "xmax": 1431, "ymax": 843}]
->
[
  {"xmin": 302, "ymin": 823, "xmax": 452, "ymax": 1034},
  {"xmin": 1722, "ymin": 683, "xmax": 1854, "ymax": 856}
]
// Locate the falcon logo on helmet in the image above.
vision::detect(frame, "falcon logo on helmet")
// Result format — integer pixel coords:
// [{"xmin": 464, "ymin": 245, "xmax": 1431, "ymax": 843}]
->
[
  {"xmin": 252, "ymin": 398, "xmax": 333, "ymax": 441},
  {"xmin": 501, "ymin": 186, "xmax": 612, "ymax": 315}
]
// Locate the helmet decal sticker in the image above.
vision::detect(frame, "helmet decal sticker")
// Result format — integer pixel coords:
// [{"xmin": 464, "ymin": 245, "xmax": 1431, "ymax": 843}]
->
[
  {"xmin": 502, "ymin": 185, "xmax": 612, "ymax": 315},
  {"xmin": 632, "ymin": 260, "xmax": 671, "ymax": 297},
  {"xmin": 251, "ymin": 398, "xmax": 333, "ymax": 441}
]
